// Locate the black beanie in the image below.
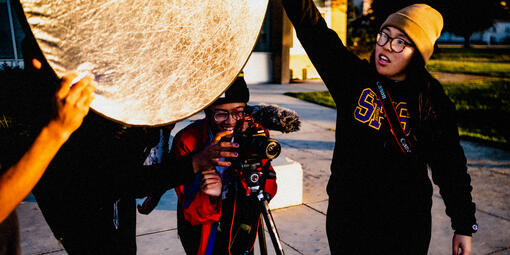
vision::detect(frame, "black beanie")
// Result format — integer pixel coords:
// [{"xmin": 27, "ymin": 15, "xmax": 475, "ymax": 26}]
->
[{"xmin": 213, "ymin": 73, "xmax": 249, "ymax": 105}]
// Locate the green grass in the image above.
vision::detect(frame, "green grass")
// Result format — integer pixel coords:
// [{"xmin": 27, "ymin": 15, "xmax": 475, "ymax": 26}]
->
[
  {"xmin": 426, "ymin": 60, "xmax": 510, "ymax": 78},
  {"xmin": 285, "ymin": 79, "xmax": 510, "ymax": 149},
  {"xmin": 284, "ymin": 91, "xmax": 336, "ymax": 109},
  {"xmin": 432, "ymin": 46, "xmax": 510, "ymax": 62},
  {"xmin": 442, "ymin": 79, "xmax": 510, "ymax": 146}
]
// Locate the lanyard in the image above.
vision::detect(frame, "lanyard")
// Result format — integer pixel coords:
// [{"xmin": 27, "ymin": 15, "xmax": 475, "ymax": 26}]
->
[{"xmin": 376, "ymin": 81, "xmax": 414, "ymax": 155}]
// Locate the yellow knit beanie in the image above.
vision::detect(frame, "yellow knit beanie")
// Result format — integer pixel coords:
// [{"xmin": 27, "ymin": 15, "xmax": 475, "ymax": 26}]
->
[{"xmin": 380, "ymin": 4, "xmax": 443, "ymax": 63}]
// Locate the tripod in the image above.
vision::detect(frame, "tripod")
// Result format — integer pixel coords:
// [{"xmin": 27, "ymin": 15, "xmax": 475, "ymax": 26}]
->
[
  {"xmin": 236, "ymin": 159, "xmax": 285, "ymax": 255},
  {"xmin": 256, "ymin": 189, "xmax": 285, "ymax": 255}
]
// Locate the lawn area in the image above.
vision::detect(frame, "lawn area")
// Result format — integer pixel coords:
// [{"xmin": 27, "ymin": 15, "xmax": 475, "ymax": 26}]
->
[
  {"xmin": 285, "ymin": 78, "xmax": 510, "ymax": 149},
  {"xmin": 284, "ymin": 91, "xmax": 336, "ymax": 109},
  {"xmin": 442, "ymin": 79, "xmax": 510, "ymax": 146},
  {"xmin": 432, "ymin": 46, "xmax": 510, "ymax": 62},
  {"xmin": 427, "ymin": 47, "xmax": 509, "ymax": 146},
  {"xmin": 426, "ymin": 46, "xmax": 510, "ymax": 78},
  {"xmin": 426, "ymin": 60, "xmax": 510, "ymax": 78}
]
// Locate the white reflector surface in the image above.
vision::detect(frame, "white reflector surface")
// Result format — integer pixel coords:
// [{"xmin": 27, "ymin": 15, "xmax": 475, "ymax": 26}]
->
[{"xmin": 18, "ymin": 0, "xmax": 268, "ymax": 126}]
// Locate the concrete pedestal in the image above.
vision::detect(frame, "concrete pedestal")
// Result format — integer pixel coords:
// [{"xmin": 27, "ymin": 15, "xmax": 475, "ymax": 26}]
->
[{"xmin": 268, "ymin": 156, "xmax": 303, "ymax": 210}]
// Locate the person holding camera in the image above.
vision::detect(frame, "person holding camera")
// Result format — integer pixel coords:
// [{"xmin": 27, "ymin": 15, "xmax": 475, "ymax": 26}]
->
[
  {"xmin": 279, "ymin": 1, "xmax": 477, "ymax": 254},
  {"xmin": 139, "ymin": 73, "xmax": 277, "ymax": 255}
]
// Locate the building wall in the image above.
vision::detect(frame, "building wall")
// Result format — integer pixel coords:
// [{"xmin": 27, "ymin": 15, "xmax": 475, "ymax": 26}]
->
[
  {"xmin": 243, "ymin": 52, "xmax": 273, "ymax": 84},
  {"xmin": 288, "ymin": 0, "xmax": 347, "ymax": 80},
  {"xmin": 243, "ymin": 3, "xmax": 274, "ymax": 84}
]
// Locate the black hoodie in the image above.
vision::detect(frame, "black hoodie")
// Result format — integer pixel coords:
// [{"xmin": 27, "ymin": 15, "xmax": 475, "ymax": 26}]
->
[{"xmin": 282, "ymin": 0, "xmax": 477, "ymax": 236}]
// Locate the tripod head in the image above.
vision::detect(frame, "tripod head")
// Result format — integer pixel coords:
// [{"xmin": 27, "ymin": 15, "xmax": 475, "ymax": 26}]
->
[{"xmin": 234, "ymin": 159, "xmax": 276, "ymax": 199}]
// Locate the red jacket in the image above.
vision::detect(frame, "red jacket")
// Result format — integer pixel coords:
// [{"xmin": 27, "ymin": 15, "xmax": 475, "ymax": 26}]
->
[{"xmin": 173, "ymin": 119, "xmax": 277, "ymax": 255}]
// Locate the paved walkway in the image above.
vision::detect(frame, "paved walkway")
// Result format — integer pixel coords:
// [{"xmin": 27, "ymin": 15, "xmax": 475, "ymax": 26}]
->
[{"xmin": 17, "ymin": 82, "xmax": 510, "ymax": 255}]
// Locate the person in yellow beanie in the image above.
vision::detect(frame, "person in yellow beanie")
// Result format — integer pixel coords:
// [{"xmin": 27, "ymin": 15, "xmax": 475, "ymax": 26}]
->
[{"xmin": 280, "ymin": 1, "xmax": 477, "ymax": 254}]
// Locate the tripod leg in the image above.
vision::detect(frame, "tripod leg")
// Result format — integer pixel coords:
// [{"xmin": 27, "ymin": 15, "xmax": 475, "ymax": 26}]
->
[
  {"xmin": 260, "ymin": 200, "xmax": 285, "ymax": 255},
  {"xmin": 258, "ymin": 214, "xmax": 268, "ymax": 255}
]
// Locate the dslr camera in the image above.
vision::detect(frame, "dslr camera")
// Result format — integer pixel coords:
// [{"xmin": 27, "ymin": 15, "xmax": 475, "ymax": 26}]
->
[
  {"xmin": 221, "ymin": 116, "xmax": 280, "ymax": 194},
  {"xmin": 229, "ymin": 116, "xmax": 281, "ymax": 160}
]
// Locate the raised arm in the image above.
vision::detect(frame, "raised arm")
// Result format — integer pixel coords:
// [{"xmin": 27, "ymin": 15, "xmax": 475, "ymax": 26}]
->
[{"xmin": 281, "ymin": 0, "xmax": 371, "ymax": 99}]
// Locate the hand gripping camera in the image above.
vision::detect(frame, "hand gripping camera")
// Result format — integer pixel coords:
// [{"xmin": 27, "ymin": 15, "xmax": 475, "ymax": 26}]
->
[
  {"xmin": 234, "ymin": 118, "xmax": 281, "ymax": 160},
  {"xmin": 224, "ymin": 115, "xmax": 280, "ymax": 196}
]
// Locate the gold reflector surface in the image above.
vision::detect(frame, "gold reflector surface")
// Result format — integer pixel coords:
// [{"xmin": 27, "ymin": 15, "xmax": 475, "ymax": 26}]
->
[{"xmin": 18, "ymin": 0, "xmax": 268, "ymax": 126}]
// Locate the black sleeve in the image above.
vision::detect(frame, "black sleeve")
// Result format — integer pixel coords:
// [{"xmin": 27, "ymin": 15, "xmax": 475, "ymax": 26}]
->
[
  {"xmin": 281, "ymin": 0, "xmax": 371, "ymax": 101},
  {"xmin": 112, "ymin": 153, "xmax": 196, "ymax": 199},
  {"xmin": 428, "ymin": 89, "xmax": 477, "ymax": 236}
]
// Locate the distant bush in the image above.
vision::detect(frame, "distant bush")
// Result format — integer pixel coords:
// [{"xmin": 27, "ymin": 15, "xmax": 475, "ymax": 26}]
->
[
  {"xmin": 346, "ymin": 13, "xmax": 377, "ymax": 59},
  {"xmin": 0, "ymin": 67, "xmax": 56, "ymax": 166},
  {"xmin": 0, "ymin": 67, "xmax": 54, "ymax": 128}
]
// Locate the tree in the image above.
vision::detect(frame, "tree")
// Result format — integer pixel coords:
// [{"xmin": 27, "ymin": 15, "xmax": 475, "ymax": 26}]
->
[{"xmin": 432, "ymin": 0, "xmax": 509, "ymax": 47}]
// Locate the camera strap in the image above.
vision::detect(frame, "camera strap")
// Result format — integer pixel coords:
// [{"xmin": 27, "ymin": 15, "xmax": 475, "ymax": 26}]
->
[{"xmin": 375, "ymin": 81, "xmax": 414, "ymax": 156}]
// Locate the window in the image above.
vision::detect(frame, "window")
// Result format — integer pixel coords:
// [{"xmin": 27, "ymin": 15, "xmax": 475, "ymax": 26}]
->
[
  {"xmin": 0, "ymin": 1, "xmax": 14, "ymax": 59},
  {"xmin": 253, "ymin": 6, "xmax": 271, "ymax": 52},
  {"xmin": 0, "ymin": 0, "xmax": 25, "ymax": 60}
]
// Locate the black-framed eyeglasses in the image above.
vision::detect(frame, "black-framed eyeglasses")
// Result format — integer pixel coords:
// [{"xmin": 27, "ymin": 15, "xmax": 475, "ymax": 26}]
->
[
  {"xmin": 213, "ymin": 110, "xmax": 245, "ymax": 122},
  {"xmin": 376, "ymin": 31, "xmax": 413, "ymax": 53}
]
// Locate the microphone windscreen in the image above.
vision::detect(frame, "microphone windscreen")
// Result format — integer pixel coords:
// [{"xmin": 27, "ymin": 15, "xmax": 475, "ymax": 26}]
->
[{"xmin": 247, "ymin": 104, "xmax": 300, "ymax": 133}]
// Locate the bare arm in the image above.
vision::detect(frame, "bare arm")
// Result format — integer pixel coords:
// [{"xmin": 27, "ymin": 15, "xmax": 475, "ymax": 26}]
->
[{"xmin": 0, "ymin": 72, "xmax": 95, "ymax": 222}]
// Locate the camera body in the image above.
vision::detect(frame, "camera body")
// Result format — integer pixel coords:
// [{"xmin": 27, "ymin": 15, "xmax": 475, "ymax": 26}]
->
[
  {"xmin": 233, "ymin": 119, "xmax": 281, "ymax": 160},
  {"xmin": 222, "ymin": 117, "xmax": 280, "ymax": 195}
]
